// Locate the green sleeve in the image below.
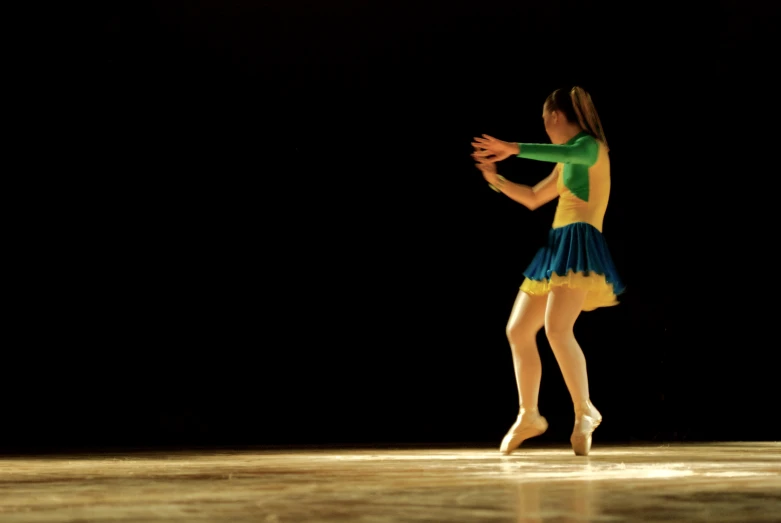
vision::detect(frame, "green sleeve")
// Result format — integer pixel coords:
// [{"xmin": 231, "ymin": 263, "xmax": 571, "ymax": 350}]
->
[{"xmin": 516, "ymin": 134, "xmax": 598, "ymax": 166}]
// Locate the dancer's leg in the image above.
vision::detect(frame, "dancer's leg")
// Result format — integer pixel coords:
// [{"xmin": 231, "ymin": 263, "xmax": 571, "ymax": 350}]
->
[
  {"xmin": 544, "ymin": 286, "xmax": 602, "ymax": 455},
  {"xmin": 506, "ymin": 290, "xmax": 547, "ymax": 410},
  {"xmin": 500, "ymin": 290, "xmax": 549, "ymax": 454},
  {"xmin": 544, "ymin": 286, "xmax": 590, "ymax": 405}
]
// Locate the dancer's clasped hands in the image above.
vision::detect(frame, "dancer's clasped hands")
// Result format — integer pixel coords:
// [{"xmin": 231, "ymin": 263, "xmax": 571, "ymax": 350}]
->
[{"xmin": 472, "ymin": 134, "xmax": 517, "ymax": 189}]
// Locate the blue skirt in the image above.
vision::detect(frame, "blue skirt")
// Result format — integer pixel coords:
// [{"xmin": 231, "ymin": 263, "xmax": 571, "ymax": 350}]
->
[{"xmin": 520, "ymin": 222, "xmax": 625, "ymax": 311}]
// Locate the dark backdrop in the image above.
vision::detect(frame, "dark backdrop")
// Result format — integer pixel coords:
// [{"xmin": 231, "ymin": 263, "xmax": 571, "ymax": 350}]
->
[{"xmin": 9, "ymin": 1, "xmax": 777, "ymax": 451}]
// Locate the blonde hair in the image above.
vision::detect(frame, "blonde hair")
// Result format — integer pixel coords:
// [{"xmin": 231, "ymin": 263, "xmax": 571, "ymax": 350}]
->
[
  {"xmin": 545, "ymin": 86, "xmax": 609, "ymax": 151},
  {"xmin": 570, "ymin": 86, "xmax": 609, "ymax": 151}
]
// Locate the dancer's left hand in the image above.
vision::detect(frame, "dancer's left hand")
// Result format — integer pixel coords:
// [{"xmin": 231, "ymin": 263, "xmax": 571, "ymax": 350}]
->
[{"xmin": 476, "ymin": 161, "xmax": 499, "ymax": 185}]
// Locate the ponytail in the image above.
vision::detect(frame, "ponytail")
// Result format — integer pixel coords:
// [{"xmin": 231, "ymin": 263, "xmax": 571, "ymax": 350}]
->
[{"xmin": 570, "ymin": 87, "xmax": 609, "ymax": 152}]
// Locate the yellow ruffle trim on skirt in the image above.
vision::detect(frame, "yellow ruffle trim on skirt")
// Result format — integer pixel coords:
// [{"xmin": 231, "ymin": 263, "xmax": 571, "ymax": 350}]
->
[{"xmin": 520, "ymin": 270, "xmax": 619, "ymax": 312}]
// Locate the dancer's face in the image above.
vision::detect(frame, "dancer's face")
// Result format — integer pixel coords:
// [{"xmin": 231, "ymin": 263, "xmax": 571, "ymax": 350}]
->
[{"xmin": 542, "ymin": 104, "xmax": 563, "ymax": 144}]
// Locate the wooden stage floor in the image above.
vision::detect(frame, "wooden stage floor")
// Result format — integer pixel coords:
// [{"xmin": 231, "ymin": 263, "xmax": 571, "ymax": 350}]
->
[{"xmin": 0, "ymin": 442, "xmax": 779, "ymax": 522}]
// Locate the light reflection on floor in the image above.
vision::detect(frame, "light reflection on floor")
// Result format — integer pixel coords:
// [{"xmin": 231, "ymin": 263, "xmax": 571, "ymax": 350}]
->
[{"xmin": 0, "ymin": 443, "xmax": 778, "ymax": 522}]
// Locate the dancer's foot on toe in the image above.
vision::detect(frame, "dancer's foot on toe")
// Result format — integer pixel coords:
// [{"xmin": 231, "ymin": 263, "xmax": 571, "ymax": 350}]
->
[
  {"xmin": 500, "ymin": 407, "xmax": 548, "ymax": 455},
  {"xmin": 571, "ymin": 401, "xmax": 602, "ymax": 456}
]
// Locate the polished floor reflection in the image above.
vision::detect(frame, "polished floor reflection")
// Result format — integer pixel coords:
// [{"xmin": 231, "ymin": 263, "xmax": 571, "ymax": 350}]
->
[{"xmin": 0, "ymin": 443, "xmax": 779, "ymax": 522}]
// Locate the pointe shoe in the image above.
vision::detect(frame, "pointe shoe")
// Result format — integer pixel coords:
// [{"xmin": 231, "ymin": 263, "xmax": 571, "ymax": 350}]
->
[
  {"xmin": 571, "ymin": 403, "xmax": 602, "ymax": 456},
  {"xmin": 500, "ymin": 409, "xmax": 548, "ymax": 455}
]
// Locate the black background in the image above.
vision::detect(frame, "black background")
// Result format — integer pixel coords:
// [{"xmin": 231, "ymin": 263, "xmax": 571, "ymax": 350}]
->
[{"xmin": 9, "ymin": 1, "xmax": 777, "ymax": 451}]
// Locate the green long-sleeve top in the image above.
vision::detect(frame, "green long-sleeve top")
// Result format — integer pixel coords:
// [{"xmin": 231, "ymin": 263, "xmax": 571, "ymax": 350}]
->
[{"xmin": 517, "ymin": 132, "xmax": 610, "ymax": 232}]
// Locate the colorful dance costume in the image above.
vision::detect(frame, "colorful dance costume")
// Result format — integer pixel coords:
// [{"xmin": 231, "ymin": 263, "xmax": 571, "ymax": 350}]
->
[{"xmin": 516, "ymin": 132, "xmax": 624, "ymax": 310}]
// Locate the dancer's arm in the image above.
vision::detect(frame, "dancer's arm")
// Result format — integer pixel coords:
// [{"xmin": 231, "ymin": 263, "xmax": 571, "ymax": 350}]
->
[
  {"xmin": 516, "ymin": 134, "xmax": 598, "ymax": 166},
  {"xmin": 473, "ymin": 134, "xmax": 598, "ymax": 166},
  {"xmin": 478, "ymin": 163, "xmax": 559, "ymax": 211}
]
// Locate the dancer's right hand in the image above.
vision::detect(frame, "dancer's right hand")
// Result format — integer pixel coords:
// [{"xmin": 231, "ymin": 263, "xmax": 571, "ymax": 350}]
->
[{"xmin": 471, "ymin": 134, "xmax": 519, "ymax": 162}]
